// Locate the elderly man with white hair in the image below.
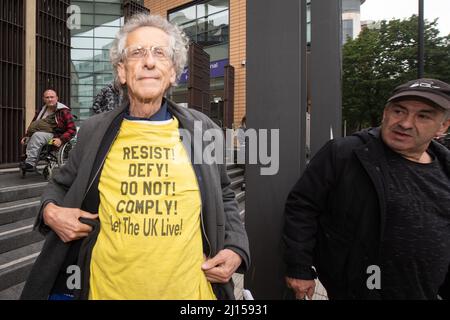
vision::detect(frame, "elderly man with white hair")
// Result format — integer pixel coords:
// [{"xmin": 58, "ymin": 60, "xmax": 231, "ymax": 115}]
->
[{"xmin": 21, "ymin": 14, "xmax": 250, "ymax": 300}]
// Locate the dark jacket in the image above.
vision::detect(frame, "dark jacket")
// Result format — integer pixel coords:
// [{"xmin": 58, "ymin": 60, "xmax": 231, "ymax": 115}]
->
[
  {"xmin": 283, "ymin": 127, "xmax": 450, "ymax": 299},
  {"xmin": 26, "ymin": 102, "xmax": 76, "ymax": 143},
  {"xmin": 91, "ymin": 83, "xmax": 121, "ymax": 114},
  {"xmin": 21, "ymin": 99, "xmax": 250, "ymax": 300}
]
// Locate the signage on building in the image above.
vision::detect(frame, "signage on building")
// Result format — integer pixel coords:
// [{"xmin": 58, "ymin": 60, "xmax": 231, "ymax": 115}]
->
[{"xmin": 179, "ymin": 59, "xmax": 229, "ymax": 83}]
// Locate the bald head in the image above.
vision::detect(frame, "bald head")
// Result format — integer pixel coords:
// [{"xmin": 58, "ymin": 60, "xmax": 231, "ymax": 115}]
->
[{"xmin": 43, "ymin": 89, "xmax": 58, "ymax": 109}]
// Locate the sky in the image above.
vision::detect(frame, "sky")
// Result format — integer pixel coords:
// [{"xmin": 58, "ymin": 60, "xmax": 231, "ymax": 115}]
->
[{"xmin": 360, "ymin": 0, "xmax": 450, "ymax": 36}]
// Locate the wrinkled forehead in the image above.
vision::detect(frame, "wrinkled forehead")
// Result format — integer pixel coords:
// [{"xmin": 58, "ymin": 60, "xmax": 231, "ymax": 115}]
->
[
  {"xmin": 126, "ymin": 26, "xmax": 171, "ymax": 48},
  {"xmin": 43, "ymin": 90, "xmax": 57, "ymax": 98}
]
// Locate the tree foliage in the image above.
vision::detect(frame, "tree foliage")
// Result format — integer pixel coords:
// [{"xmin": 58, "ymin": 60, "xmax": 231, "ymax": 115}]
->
[{"xmin": 342, "ymin": 15, "xmax": 450, "ymax": 133}]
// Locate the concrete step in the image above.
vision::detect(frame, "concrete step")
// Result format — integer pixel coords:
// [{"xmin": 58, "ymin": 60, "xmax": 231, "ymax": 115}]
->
[
  {"xmin": 0, "ymin": 282, "xmax": 25, "ymax": 300},
  {"xmin": 226, "ymin": 163, "xmax": 238, "ymax": 171},
  {"xmin": 230, "ymin": 176, "xmax": 244, "ymax": 191},
  {"xmin": 227, "ymin": 167, "xmax": 245, "ymax": 179},
  {"xmin": 0, "ymin": 241, "xmax": 44, "ymax": 292},
  {"xmin": 0, "ymin": 218, "xmax": 43, "ymax": 254},
  {"xmin": 0, "ymin": 197, "xmax": 41, "ymax": 226},
  {"xmin": 235, "ymin": 190, "xmax": 245, "ymax": 204},
  {"xmin": 238, "ymin": 201, "xmax": 245, "ymax": 223},
  {"xmin": 0, "ymin": 182, "xmax": 47, "ymax": 203}
]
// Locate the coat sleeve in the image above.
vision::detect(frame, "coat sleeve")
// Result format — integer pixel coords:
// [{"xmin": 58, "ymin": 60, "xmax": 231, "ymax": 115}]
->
[
  {"xmin": 58, "ymin": 109, "xmax": 77, "ymax": 143},
  {"xmin": 283, "ymin": 140, "xmax": 337, "ymax": 280},
  {"xmin": 33, "ymin": 120, "xmax": 89, "ymax": 235},
  {"xmin": 219, "ymin": 161, "xmax": 250, "ymax": 273}
]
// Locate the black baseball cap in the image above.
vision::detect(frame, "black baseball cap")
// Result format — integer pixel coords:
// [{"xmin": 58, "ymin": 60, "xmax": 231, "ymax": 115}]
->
[{"xmin": 388, "ymin": 78, "xmax": 450, "ymax": 111}]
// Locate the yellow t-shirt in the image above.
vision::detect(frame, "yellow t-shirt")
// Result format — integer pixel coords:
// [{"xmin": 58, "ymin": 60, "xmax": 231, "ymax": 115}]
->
[{"xmin": 89, "ymin": 117, "xmax": 216, "ymax": 300}]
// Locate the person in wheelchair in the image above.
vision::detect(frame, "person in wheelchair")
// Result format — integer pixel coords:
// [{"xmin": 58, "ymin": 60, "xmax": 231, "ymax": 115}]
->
[{"xmin": 20, "ymin": 89, "xmax": 76, "ymax": 171}]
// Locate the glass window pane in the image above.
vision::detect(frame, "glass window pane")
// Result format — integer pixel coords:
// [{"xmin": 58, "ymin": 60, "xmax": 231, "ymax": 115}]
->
[
  {"xmin": 204, "ymin": 43, "xmax": 228, "ymax": 61},
  {"xmin": 208, "ymin": 26, "xmax": 228, "ymax": 45},
  {"xmin": 81, "ymin": 14, "xmax": 94, "ymax": 26},
  {"xmin": 93, "ymin": 26, "xmax": 120, "ymax": 38},
  {"xmin": 207, "ymin": 10, "xmax": 229, "ymax": 30},
  {"xmin": 72, "ymin": 1, "xmax": 94, "ymax": 14},
  {"xmin": 207, "ymin": 0, "xmax": 229, "ymax": 15},
  {"xmin": 198, "ymin": 17, "xmax": 207, "ymax": 33},
  {"xmin": 95, "ymin": 3, "xmax": 121, "ymax": 15},
  {"xmin": 71, "ymin": 74, "xmax": 94, "ymax": 85},
  {"xmin": 96, "ymin": 16, "xmax": 122, "ymax": 27},
  {"xmin": 94, "ymin": 37, "xmax": 115, "ymax": 50},
  {"xmin": 71, "ymin": 37, "xmax": 94, "ymax": 49},
  {"xmin": 71, "ymin": 49, "xmax": 95, "ymax": 60},
  {"xmin": 72, "ymin": 60, "xmax": 94, "ymax": 73},
  {"xmin": 179, "ymin": 20, "xmax": 197, "ymax": 40},
  {"xmin": 93, "ymin": 50, "xmax": 112, "ymax": 62},
  {"xmin": 197, "ymin": 4, "xmax": 206, "ymax": 18},
  {"xmin": 169, "ymin": 6, "xmax": 196, "ymax": 24},
  {"xmin": 92, "ymin": 0, "xmax": 121, "ymax": 3},
  {"xmin": 93, "ymin": 61, "xmax": 114, "ymax": 73},
  {"xmin": 72, "ymin": 27, "xmax": 94, "ymax": 37},
  {"xmin": 72, "ymin": 84, "xmax": 94, "ymax": 97},
  {"xmin": 95, "ymin": 74, "xmax": 114, "ymax": 84}
]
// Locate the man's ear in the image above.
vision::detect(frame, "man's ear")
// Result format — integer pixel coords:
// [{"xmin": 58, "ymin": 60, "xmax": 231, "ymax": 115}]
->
[
  {"xmin": 169, "ymin": 65, "xmax": 176, "ymax": 86},
  {"xmin": 381, "ymin": 106, "xmax": 389, "ymax": 123},
  {"xmin": 437, "ymin": 118, "xmax": 450, "ymax": 136},
  {"xmin": 117, "ymin": 62, "xmax": 126, "ymax": 85}
]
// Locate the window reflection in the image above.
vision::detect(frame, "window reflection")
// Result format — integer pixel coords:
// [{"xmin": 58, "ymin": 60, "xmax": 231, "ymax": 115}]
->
[
  {"xmin": 70, "ymin": 1, "xmax": 122, "ymax": 122},
  {"xmin": 168, "ymin": 0, "xmax": 229, "ymax": 112}
]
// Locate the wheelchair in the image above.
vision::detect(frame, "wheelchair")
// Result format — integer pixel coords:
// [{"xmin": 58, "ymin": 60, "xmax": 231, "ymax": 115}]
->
[{"xmin": 20, "ymin": 136, "xmax": 76, "ymax": 180}]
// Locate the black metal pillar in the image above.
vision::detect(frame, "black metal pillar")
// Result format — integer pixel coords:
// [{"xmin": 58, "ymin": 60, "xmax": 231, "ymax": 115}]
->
[
  {"xmin": 418, "ymin": 0, "xmax": 424, "ymax": 78},
  {"xmin": 310, "ymin": 0, "xmax": 342, "ymax": 156},
  {"xmin": 245, "ymin": 0, "xmax": 307, "ymax": 299}
]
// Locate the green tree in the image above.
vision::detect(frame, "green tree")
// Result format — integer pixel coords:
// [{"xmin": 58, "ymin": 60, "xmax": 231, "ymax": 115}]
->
[{"xmin": 342, "ymin": 15, "xmax": 450, "ymax": 133}]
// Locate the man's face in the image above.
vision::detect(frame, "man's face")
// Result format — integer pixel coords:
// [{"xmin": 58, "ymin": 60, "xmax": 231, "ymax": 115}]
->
[
  {"xmin": 43, "ymin": 90, "xmax": 58, "ymax": 108},
  {"xmin": 117, "ymin": 26, "xmax": 176, "ymax": 103},
  {"xmin": 381, "ymin": 99, "xmax": 450, "ymax": 156}
]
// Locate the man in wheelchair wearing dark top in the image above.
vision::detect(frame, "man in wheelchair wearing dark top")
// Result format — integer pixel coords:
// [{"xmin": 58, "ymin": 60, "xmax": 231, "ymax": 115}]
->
[{"xmin": 20, "ymin": 89, "xmax": 76, "ymax": 172}]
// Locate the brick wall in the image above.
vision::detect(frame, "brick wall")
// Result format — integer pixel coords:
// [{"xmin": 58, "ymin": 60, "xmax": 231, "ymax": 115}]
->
[{"xmin": 229, "ymin": 0, "xmax": 245, "ymax": 126}]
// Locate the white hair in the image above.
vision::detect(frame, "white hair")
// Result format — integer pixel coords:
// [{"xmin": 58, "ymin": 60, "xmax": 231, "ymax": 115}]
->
[{"xmin": 110, "ymin": 13, "xmax": 189, "ymax": 92}]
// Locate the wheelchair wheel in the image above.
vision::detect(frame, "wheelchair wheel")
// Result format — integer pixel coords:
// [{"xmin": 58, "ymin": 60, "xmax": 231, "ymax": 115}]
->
[
  {"xmin": 57, "ymin": 140, "xmax": 74, "ymax": 166},
  {"xmin": 43, "ymin": 166, "xmax": 52, "ymax": 180}
]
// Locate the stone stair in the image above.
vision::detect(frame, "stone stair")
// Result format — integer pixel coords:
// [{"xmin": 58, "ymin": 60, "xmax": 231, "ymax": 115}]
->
[
  {"xmin": 0, "ymin": 163, "xmax": 246, "ymax": 300},
  {"xmin": 0, "ymin": 170, "xmax": 46, "ymax": 299}
]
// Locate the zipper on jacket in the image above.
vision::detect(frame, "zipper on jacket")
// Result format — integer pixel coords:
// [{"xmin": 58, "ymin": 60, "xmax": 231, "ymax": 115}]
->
[
  {"xmin": 179, "ymin": 134, "xmax": 212, "ymax": 258},
  {"xmin": 199, "ymin": 207, "xmax": 211, "ymax": 258},
  {"xmin": 82, "ymin": 129, "xmax": 121, "ymax": 201}
]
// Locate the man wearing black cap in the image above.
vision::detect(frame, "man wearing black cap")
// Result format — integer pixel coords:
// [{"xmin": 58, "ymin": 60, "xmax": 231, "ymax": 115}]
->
[{"xmin": 283, "ymin": 78, "xmax": 450, "ymax": 300}]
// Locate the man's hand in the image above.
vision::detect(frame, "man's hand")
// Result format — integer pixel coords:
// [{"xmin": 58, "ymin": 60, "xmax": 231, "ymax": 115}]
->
[
  {"xmin": 43, "ymin": 202, "xmax": 99, "ymax": 243},
  {"xmin": 201, "ymin": 249, "xmax": 242, "ymax": 283},
  {"xmin": 20, "ymin": 137, "xmax": 27, "ymax": 145},
  {"xmin": 286, "ymin": 277, "xmax": 316, "ymax": 300},
  {"xmin": 52, "ymin": 138, "xmax": 62, "ymax": 147}
]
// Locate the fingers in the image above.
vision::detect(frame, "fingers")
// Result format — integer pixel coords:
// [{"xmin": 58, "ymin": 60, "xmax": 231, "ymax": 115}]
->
[
  {"xmin": 286, "ymin": 277, "xmax": 316, "ymax": 300},
  {"xmin": 76, "ymin": 222, "xmax": 93, "ymax": 233},
  {"xmin": 203, "ymin": 265, "xmax": 231, "ymax": 283},
  {"xmin": 201, "ymin": 252, "xmax": 226, "ymax": 271},
  {"xmin": 43, "ymin": 204, "xmax": 98, "ymax": 243},
  {"xmin": 79, "ymin": 210, "xmax": 99, "ymax": 220},
  {"xmin": 306, "ymin": 286, "xmax": 315, "ymax": 300},
  {"xmin": 202, "ymin": 250, "xmax": 242, "ymax": 283}
]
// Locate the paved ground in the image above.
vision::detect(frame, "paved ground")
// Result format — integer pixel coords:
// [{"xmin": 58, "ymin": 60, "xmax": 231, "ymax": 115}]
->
[
  {"xmin": 233, "ymin": 274, "xmax": 328, "ymax": 300},
  {"xmin": 0, "ymin": 169, "xmax": 45, "ymax": 188}
]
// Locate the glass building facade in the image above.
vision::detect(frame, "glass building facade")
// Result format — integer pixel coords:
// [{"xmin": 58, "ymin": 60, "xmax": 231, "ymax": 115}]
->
[
  {"xmin": 168, "ymin": 0, "xmax": 229, "ymax": 105},
  {"xmin": 70, "ymin": 0, "xmax": 124, "ymax": 123}
]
